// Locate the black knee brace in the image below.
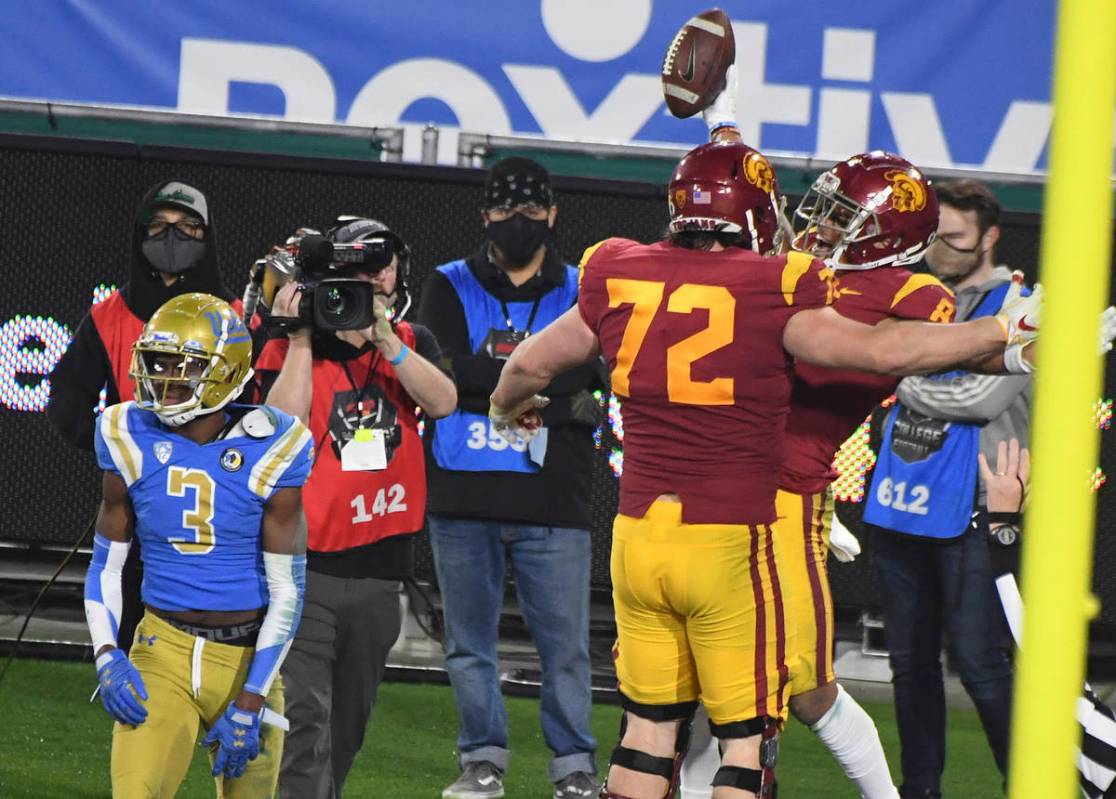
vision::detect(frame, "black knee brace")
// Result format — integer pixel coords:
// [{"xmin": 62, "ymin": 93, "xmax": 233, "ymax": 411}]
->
[
  {"xmin": 603, "ymin": 697, "xmax": 699, "ymax": 798},
  {"xmin": 710, "ymin": 715, "xmax": 779, "ymax": 798}
]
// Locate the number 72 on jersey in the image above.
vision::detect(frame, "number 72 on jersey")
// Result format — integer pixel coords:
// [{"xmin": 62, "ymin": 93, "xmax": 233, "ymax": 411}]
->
[{"xmin": 607, "ymin": 278, "xmax": 736, "ymax": 406}]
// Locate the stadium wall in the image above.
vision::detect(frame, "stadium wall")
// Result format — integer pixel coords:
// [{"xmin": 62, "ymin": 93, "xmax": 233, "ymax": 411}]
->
[{"xmin": 1, "ymin": 130, "xmax": 1113, "ymax": 626}]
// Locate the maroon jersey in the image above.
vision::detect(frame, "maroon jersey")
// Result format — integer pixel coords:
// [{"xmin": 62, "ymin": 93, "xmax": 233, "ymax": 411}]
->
[
  {"xmin": 579, "ymin": 238, "xmax": 833, "ymax": 525},
  {"xmin": 779, "ymin": 269, "xmax": 955, "ymax": 495}
]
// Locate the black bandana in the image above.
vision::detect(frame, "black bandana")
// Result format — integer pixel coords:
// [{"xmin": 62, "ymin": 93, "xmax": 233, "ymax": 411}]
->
[{"xmin": 484, "ymin": 157, "xmax": 553, "ymax": 209}]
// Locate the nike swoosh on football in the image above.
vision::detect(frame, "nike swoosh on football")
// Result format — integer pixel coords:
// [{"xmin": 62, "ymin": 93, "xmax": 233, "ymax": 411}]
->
[
  {"xmin": 1018, "ymin": 317, "xmax": 1039, "ymax": 332},
  {"xmin": 680, "ymin": 46, "xmax": 696, "ymax": 82}
]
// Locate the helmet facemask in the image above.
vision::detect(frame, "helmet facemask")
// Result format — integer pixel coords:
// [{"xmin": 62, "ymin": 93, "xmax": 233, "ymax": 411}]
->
[
  {"xmin": 131, "ymin": 343, "xmax": 251, "ymax": 428},
  {"xmin": 793, "ymin": 157, "xmax": 938, "ymax": 270}
]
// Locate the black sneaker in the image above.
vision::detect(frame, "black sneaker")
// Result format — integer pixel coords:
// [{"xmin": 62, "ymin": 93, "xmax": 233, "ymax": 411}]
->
[
  {"xmin": 554, "ymin": 771, "xmax": 600, "ymax": 799},
  {"xmin": 442, "ymin": 761, "xmax": 505, "ymax": 799}
]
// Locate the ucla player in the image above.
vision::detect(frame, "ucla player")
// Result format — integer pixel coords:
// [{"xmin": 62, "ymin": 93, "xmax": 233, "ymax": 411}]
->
[{"xmin": 83, "ymin": 293, "xmax": 314, "ymax": 797}]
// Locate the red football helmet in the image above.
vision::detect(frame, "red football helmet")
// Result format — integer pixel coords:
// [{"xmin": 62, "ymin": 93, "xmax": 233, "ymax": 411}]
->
[
  {"xmin": 668, "ymin": 141, "xmax": 785, "ymax": 255},
  {"xmin": 792, "ymin": 151, "xmax": 939, "ymax": 270}
]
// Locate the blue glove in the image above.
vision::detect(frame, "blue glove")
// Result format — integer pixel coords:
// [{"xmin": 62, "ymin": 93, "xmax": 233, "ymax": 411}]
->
[
  {"xmin": 202, "ymin": 701, "xmax": 261, "ymax": 779},
  {"xmin": 95, "ymin": 649, "xmax": 148, "ymax": 726}
]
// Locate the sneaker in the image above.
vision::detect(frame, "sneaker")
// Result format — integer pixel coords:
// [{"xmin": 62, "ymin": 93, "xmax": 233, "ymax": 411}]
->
[
  {"xmin": 554, "ymin": 771, "xmax": 600, "ymax": 799},
  {"xmin": 442, "ymin": 761, "xmax": 505, "ymax": 799}
]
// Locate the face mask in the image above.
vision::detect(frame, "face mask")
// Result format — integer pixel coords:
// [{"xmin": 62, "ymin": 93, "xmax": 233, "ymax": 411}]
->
[
  {"xmin": 486, "ymin": 215, "xmax": 550, "ymax": 268},
  {"xmin": 925, "ymin": 237, "xmax": 982, "ymax": 283},
  {"xmin": 142, "ymin": 230, "xmax": 207, "ymax": 275}
]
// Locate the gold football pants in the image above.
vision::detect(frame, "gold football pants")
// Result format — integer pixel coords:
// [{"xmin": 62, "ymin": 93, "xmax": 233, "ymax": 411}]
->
[
  {"xmin": 110, "ymin": 612, "xmax": 284, "ymax": 798},
  {"xmin": 610, "ymin": 500, "xmax": 792, "ymax": 725}
]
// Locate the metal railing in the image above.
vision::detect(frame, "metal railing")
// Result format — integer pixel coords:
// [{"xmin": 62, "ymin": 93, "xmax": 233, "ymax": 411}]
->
[{"xmin": 0, "ymin": 98, "xmax": 405, "ymax": 162}]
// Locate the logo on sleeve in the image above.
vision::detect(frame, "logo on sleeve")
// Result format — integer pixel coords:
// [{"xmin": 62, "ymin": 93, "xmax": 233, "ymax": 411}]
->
[
  {"xmin": 154, "ymin": 441, "xmax": 173, "ymax": 464},
  {"xmin": 220, "ymin": 448, "xmax": 244, "ymax": 472}
]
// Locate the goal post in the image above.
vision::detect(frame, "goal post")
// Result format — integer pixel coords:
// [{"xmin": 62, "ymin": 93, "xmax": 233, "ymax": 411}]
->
[{"xmin": 1009, "ymin": 2, "xmax": 1116, "ymax": 797}]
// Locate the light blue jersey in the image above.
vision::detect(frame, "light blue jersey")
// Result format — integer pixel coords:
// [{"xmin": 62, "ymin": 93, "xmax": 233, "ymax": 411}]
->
[{"xmin": 94, "ymin": 402, "xmax": 314, "ymax": 612}]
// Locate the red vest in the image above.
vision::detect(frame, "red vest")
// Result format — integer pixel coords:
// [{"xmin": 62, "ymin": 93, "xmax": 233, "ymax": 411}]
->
[
  {"xmin": 90, "ymin": 292, "xmax": 144, "ymax": 401},
  {"xmin": 256, "ymin": 325, "xmax": 426, "ymax": 552}
]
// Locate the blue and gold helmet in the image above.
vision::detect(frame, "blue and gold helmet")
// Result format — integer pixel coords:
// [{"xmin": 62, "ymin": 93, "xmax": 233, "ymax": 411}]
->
[{"xmin": 130, "ymin": 293, "xmax": 253, "ymax": 427}]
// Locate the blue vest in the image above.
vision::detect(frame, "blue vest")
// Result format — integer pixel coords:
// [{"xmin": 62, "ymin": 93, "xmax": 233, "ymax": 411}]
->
[
  {"xmin": 864, "ymin": 284, "xmax": 1011, "ymax": 538},
  {"xmin": 431, "ymin": 258, "xmax": 580, "ymax": 473}
]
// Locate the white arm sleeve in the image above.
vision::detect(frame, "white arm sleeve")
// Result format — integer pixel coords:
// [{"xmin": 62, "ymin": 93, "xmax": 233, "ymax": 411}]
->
[
  {"xmin": 244, "ymin": 552, "xmax": 306, "ymax": 696},
  {"xmin": 83, "ymin": 532, "xmax": 131, "ymax": 652}
]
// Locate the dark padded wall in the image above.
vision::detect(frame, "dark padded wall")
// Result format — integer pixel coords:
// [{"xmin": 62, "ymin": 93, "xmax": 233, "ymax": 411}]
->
[{"xmin": 1, "ymin": 135, "xmax": 1114, "ymax": 624}]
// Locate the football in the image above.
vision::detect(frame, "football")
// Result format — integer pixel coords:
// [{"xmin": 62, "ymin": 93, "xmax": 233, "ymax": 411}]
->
[{"xmin": 661, "ymin": 8, "xmax": 736, "ymax": 119}]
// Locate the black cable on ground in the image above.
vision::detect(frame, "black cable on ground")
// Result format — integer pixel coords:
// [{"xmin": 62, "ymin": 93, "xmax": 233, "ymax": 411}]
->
[{"xmin": 0, "ymin": 517, "xmax": 95, "ymax": 691}]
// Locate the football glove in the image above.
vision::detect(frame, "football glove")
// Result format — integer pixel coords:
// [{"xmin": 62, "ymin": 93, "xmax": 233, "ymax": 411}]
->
[
  {"xmin": 828, "ymin": 513, "xmax": 862, "ymax": 564},
  {"xmin": 95, "ymin": 648, "xmax": 148, "ymax": 726},
  {"xmin": 489, "ymin": 395, "xmax": 549, "ymax": 446},
  {"xmin": 993, "ymin": 271, "xmax": 1042, "ymax": 347},
  {"xmin": 702, "ymin": 63, "xmax": 738, "ymax": 135},
  {"xmin": 203, "ymin": 701, "xmax": 262, "ymax": 779}
]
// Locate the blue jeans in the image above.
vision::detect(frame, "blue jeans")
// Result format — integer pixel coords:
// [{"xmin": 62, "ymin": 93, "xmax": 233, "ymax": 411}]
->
[
  {"xmin": 428, "ymin": 515, "xmax": 597, "ymax": 782},
  {"xmin": 872, "ymin": 522, "xmax": 1014, "ymax": 797}
]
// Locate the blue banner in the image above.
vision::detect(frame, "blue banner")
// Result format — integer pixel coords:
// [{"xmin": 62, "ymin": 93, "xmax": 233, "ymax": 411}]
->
[{"xmin": 0, "ymin": 1, "xmax": 1058, "ymax": 172}]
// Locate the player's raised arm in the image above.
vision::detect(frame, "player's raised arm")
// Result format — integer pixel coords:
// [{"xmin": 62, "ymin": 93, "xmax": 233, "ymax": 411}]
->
[
  {"xmin": 84, "ymin": 470, "xmax": 148, "ymax": 726},
  {"xmin": 785, "ymin": 278, "xmax": 1041, "ymax": 376}
]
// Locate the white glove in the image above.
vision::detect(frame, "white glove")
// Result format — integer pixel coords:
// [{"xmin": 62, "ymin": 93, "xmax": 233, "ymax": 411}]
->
[
  {"xmin": 1002, "ymin": 341, "xmax": 1034, "ymax": 375},
  {"xmin": 993, "ymin": 271, "xmax": 1042, "ymax": 347},
  {"xmin": 702, "ymin": 64, "xmax": 738, "ymax": 135},
  {"xmin": 1099, "ymin": 306, "xmax": 1116, "ymax": 355},
  {"xmin": 489, "ymin": 395, "xmax": 550, "ymax": 446},
  {"xmin": 828, "ymin": 512, "xmax": 861, "ymax": 563}
]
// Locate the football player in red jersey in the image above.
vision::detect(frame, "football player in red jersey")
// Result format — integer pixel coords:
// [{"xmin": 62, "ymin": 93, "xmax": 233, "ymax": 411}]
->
[
  {"xmin": 687, "ymin": 151, "xmax": 960, "ymax": 799},
  {"xmin": 676, "ymin": 75, "xmax": 982, "ymax": 799},
  {"xmin": 488, "ymin": 139, "xmax": 1038, "ymax": 799},
  {"xmin": 772, "ymin": 153, "xmax": 956, "ymax": 799}
]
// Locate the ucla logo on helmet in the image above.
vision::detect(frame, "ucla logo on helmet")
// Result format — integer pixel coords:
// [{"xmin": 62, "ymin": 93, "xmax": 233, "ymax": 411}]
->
[
  {"xmin": 220, "ymin": 448, "xmax": 244, "ymax": 472},
  {"xmin": 884, "ymin": 169, "xmax": 927, "ymax": 212},
  {"xmin": 743, "ymin": 153, "xmax": 775, "ymax": 193},
  {"xmin": 154, "ymin": 441, "xmax": 173, "ymax": 464}
]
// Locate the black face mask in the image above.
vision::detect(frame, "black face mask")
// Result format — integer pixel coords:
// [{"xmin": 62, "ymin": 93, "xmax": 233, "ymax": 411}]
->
[
  {"xmin": 141, "ymin": 230, "xmax": 207, "ymax": 275},
  {"xmin": 486, "ymin": 215, "xmax": 550, "ymax": 268}
]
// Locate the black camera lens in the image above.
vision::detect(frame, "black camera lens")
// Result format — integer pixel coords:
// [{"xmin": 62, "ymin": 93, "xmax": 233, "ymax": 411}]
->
[
  {"xmin": 323, "ymin": 286, "xmax": 347, "ymax": 316},
  {"xmin": 312, "ymin": 278, "xmax": 376, "ymax": 331}
]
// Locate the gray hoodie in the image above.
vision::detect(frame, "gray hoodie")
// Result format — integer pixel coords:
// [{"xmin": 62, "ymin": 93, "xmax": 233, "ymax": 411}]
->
[{"xmin": 894, "ymin": 266, "xmax": 1031, "ymax": 506}]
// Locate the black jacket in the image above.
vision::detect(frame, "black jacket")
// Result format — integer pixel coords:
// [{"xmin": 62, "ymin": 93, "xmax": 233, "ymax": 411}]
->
[
  {"xmin": 47, "ymin": 181, "xmax": 232, "ymax": 450},
  {"xmin": 418, "ymin": 243, "xmax": 603, "ymax": 529}
]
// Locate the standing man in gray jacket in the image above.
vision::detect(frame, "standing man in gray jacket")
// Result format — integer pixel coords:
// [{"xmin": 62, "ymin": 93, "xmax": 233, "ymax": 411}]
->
[{"xmin": 862, "ymin": 180, "xmax": 1028, "ymax": 799}]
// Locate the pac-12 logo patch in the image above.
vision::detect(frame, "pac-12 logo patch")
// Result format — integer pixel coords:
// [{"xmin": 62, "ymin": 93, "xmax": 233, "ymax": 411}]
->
[
  {"xmin": 220, "ymin": 448, "xmax": 244, "ymax": 472},
  {"xmin": 153, "ymin": 441, "xmax": 173, "ymax": 464}
]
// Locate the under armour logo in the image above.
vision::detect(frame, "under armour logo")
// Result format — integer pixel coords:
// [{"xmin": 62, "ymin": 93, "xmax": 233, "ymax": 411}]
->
[{"xmin": 138, "ymin": 633, "xmax": 157, "ymax": 646}]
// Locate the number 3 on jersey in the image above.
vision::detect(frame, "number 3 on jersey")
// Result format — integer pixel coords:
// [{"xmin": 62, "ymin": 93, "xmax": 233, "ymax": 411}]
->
[
  {"xmin": 607, "ymin": 278, "xmax": 735, "ymax": 405},
  {"xmin": 166, "ymin": 466, "xmax": 216, "ymax": 555}
]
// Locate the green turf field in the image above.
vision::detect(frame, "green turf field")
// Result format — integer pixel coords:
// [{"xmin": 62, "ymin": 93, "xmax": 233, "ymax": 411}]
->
[{"xmin": 0, "ymin": 659, "xmax": 1003, "ymax": 797}]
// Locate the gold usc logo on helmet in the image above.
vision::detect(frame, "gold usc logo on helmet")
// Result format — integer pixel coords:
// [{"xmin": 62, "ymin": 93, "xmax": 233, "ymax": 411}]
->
[
  {"xmin": 673, "ymin": 189, "xmax": 687, "ymax": 212},
  {"xmin": 743, "ymin": 153, "xmax": 776, "ymax": 193},
  {"xmin": 883, "ymin": 169, "xmax": 927, "ymax": 213}
]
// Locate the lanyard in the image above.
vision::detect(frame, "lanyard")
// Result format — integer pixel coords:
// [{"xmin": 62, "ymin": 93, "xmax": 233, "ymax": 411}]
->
[
  {"xmin": 340, "ymin": 349, "xmax": 382, "ymax": 419},
  {"xmin": 498, "ymin": 296, "xmax": 542, "ymax": 337}
]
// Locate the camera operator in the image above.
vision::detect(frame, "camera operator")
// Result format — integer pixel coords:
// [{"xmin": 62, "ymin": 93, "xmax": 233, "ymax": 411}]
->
[{"xmin": 255, "ymin": 218, "xmax": 456, "ymax": 799}]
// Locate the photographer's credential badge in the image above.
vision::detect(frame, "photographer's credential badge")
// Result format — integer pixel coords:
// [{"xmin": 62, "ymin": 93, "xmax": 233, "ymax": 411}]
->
[{"xmin": 341, "ymin": 428, "xmax": 388, "ymax": 472}]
